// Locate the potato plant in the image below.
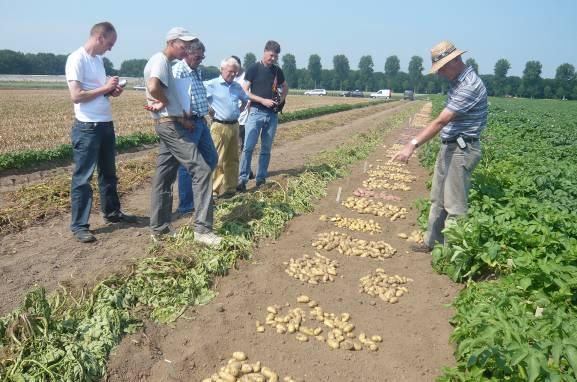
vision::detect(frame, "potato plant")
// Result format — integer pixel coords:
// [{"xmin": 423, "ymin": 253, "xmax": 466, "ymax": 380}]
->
[
  {"xmin": 202, "ymin": 352, "xmax": 300, "ymax": 382},
  {"xmin": 258, "ymin": 297, "xmax": 383, "ymax": 352},
  {"xmin": 312, "ymin": 231, "xmax": 396, "ymax": 260},
  {"xmin": 283, "ymin": 253, "xmax": 339, "ymax": 284},
  {"xmin": 359, "ymin": 268, "xmax": 413, "ymax": 304},
  {"xmin": 319, "ymin": 214, "xmax": 382, "ymax": 234},
  {"xmin": 342, "ymin": 196, "xmax": 407, "ymax": 221}
]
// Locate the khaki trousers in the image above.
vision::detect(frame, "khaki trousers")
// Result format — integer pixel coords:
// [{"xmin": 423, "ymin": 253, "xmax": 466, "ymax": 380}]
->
[{"xmin": 210, "ymin": 121, "xmax": 240, "ymax": 194}]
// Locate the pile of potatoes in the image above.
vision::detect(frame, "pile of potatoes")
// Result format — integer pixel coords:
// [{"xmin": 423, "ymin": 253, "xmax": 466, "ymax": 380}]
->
[
  {"xmin": 359, "ymin": 268, "xmax": 413, "ymax": 304},
  {"xmin": 202, "ymin": 352, "xmax": 299, "ymax": 382},
  {"xmin": 283, "ymin": 253, "xmax": 338, "ymax": 284},
  {"xmin": 370, "ymin": 163, "xmax": 413, "ymax": 175},
  {"xmin": 362, "ymin": 177, "xmax": 411, "ymax": 191},
  {"xmin": 352, "ymin": 188, "xmax": 401, "ymax": 201},
  {"xmin": 319, "ymin": 214, "xmax": 381, "ymax": 234},
  {"xmin": 312, "ymin": 231, "xmax": 397, "ymax": 260},
  {"xmin": 257, "ymin": 296, "xmax": 382, "ymax": 352},
  {"xmin": 366, "ymin": 169, "xmax": 417, "ymax": 183},
  {"xmin": 342, "ymin": 196, "xmax": 408, "ymax": 221},
  {"xmin": 397, "ymin": 230, "xmax": 424, "ymax": 243}
]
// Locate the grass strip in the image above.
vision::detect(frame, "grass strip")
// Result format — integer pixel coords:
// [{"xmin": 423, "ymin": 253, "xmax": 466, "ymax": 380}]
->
[
  {"xmin": 0, "ymin": 106, "xmax": 418, "ymax": 381},
  {"xmin": 0, "ymin": 101, "xmax": 384, "ymax": 172}
]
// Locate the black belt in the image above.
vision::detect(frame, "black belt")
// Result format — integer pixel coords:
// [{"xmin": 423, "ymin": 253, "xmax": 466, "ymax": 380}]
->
[
  {"xmin": 441, "ymin": 136, "xmax": 480, "ymax": 144},
  {"xmin": 213, "ymin": 118, "xmax": 237, "ymax": 125},
  {"xmin": 187, "ymin": 114, "xmax": 205, "ymax": 121}
]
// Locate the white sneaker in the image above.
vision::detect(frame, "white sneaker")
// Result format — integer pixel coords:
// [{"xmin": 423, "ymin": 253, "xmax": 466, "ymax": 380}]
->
[
  {"xmin": 150, "ymin": 225, "xmax": 178, "ymax": 243},
  {"xmin": 194, "ymin": 231, "xmax": 222, "ymax": 246}
]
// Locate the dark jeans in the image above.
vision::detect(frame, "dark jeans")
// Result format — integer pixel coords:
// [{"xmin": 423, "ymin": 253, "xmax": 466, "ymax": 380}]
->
[
  {"xmin": 177, "ymin": 118, "xmax": 217, "ymax": 213},
  {"xmin": 70, "ymin": 120, "xmax": 121, "ymax": 233}
]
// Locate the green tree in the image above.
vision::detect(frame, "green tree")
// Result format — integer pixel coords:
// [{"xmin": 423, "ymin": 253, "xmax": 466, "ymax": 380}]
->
[
  {"xmin": 307, "ymin": 54, "xmax": 322, "ymax": 88},
  {"xmin": 384, "ymin": 55, "xmax": 400, "ymax": 89},
  {"xmin": 522, "ymin": 60, "xmax": 543, "ymax": 98},
  {"xmin": 103, "ymin": 57, "xmax": 118, "ymax": 76},
  {"xmin": 119, "ymin": 59, "xmax": 147, "ymax": 77},
  {"xmin": 465, "ymin": 58, "xmax": 479, "ymax": 74},
  {"xmin": 493, "ymin": 58, "xmax": 511, "ymax": 96},
  {"xmin": 243, "ymin": 52, "xmax": 256, "ymax": 69},
  {"xmin": 281, "ymin": 53, "xmax": 298, "ymax": 88},
  {"xmin": 408, "ymin": 56, "xmax": 424, "ymax": 92},
  {"xmin": 358, "ymin": 55, "xmax": 374, "ymax": 91},
  {"xmin": 0, "ymin": 50, "xmax": 30, "ymax": 74},
  {"xmin": 555, "ymin": 63, "xmax": 575, "ymax": 99},
  {"xmin": 333, "ymin": 54, "xmax": 350, "ymax": 90}
]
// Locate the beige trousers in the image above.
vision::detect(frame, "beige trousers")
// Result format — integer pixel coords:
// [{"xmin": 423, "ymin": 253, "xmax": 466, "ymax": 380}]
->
[{"xmin": 210, "ymin": 121, "xmax": 240, "ymax": 194}]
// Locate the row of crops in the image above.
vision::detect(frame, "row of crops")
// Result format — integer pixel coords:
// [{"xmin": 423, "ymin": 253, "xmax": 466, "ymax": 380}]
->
[
  {"xmin": 0, "ymin": 106, "xmax": 418, "ymax": 380},
  {"xmin": 421, "ymin": 97, "xmax": 577, "ymax": 381}
]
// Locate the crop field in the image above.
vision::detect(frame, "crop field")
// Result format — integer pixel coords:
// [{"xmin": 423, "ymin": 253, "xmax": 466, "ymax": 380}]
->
[
  {"xmin": 2, "ymin": 91, "xmax": 577, "ymax": 381},
  {"xmin": 0, "ymin": 89, "xmax": 374, "ymax": 155}
]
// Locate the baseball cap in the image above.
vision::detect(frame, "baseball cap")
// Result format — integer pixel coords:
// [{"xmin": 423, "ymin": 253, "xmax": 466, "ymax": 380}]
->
[{"xmin": 166, "ymin": 27, "xmax": 197, "ymax": 42}]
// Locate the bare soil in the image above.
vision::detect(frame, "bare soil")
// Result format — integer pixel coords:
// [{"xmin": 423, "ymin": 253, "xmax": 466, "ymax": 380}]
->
[{"xmin": 0, "ymin": 101, "xmax": 461, "ymax": 381}]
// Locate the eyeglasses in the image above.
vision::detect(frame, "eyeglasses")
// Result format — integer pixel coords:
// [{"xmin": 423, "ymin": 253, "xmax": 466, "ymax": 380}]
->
[{"xmin": 186, "ymin": 51, "xmax": 205, "ymax": 59}]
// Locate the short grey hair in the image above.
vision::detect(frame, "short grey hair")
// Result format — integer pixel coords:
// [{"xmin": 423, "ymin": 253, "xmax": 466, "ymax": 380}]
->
[
  {"xmin": 220, "ymin": 57, "xmax": 240, "ymax": 70},
  {"xmin": 188, "ymin": 40, "xmax": 205, "ymax": 53}
]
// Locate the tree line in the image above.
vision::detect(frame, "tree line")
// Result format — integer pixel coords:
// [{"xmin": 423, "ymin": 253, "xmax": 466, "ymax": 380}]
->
[{"xmin": 0, "ymin": 49, "xmax": 575, "ymax": 99}]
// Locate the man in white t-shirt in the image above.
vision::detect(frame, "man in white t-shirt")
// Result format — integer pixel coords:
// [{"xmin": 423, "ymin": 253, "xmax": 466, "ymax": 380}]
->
[
  {"xmin": 144, "ymin": 27, "xmax": 222, "ymax": 246},
  {"xmin": 65, "ymin": 21, "xmax": 136, "ymax": 243}
]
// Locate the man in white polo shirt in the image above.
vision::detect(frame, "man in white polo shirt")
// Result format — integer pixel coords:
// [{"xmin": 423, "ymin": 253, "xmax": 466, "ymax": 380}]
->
[{"xmin": 65, "ymin": 21, "xmax": 136, "ymax": 243}]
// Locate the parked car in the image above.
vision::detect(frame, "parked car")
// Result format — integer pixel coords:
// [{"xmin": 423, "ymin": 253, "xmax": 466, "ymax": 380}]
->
[
  {"xmin": 403, "ymin": 90, "xmax": 414, "ymax": 101},
  {"xmin": 304, "ymin": 88, "xmax": 327, "ymax": 96},
  {"xmin": 341, "ymin": 89, "xmax": 364, "ymax": 97},
  {"xmin": 369, "ymin": 89, "xmax": 391, "ymax": 99}
]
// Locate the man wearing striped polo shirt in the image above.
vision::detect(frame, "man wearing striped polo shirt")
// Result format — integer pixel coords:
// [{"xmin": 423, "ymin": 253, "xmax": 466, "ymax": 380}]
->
[{"xmin": 393, "ymin": 41, "xmax": 487, "ymax": 252}]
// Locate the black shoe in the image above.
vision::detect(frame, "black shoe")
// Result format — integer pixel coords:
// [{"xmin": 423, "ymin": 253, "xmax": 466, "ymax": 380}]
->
[
  {"xmin": 249, "ymin": 171, "xmax": 255, "ymax": 180},
  {"xmin": 410, "ymin": 243, "xmax": 432, "ymax": 253},
  {"xmin": 104, "ymin": 211, "xmax": 138, "ymax": 224},
  {"xmin": 74, "ymin": 230, "xmax": 96, "ymax": 243},
  {"xmin": 255, "ymin": 179, "xmax": 266, "ymax": 188},
  {"xmin": 220, "ymin": 191, "xmax": 236, "ymax": 199},
  {"xmin": 236, "ymin": 182, "xmax": 247, "ymax": 192}
]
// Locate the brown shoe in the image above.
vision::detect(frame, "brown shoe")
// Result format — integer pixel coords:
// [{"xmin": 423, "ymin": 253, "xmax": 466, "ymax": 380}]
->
[{"xmin": 410, "ymin": 243, "xmax": 432, "ymax": 253}]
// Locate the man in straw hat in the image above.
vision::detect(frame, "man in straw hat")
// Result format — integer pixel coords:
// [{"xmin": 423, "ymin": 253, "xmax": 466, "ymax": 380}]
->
[{"xmin": 393, "ymin": 40, "xmax": 487, "ymax": 252}]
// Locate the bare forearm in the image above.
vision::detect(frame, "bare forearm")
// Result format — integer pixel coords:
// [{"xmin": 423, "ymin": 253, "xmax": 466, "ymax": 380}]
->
[{"xmin": 147, "ymin": 78, "xmax": 169, "ymax": 105}]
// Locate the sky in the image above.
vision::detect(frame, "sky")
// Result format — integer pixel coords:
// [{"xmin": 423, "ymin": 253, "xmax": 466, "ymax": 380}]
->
[{"xmin": 0, "ymin": 0, "xmax": 575, "ymax": 78}]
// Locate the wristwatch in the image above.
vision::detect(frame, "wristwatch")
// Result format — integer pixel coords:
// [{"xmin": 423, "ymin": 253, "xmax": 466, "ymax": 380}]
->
[{"xmin": 410, "ymin": 138, "xmax": 419, "ymax": 148}]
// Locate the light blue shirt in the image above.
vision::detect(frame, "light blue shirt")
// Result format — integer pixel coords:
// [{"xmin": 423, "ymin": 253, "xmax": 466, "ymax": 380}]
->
[{"xmin": 204, "ymin": 76, "xmax": 249, "ymax": 121}]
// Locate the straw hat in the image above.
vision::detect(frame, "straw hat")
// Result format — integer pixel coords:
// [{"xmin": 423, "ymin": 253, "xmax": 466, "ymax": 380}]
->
[{"xmin": 429, "ymin": 41, "xmax": 466, "ymax": 74}]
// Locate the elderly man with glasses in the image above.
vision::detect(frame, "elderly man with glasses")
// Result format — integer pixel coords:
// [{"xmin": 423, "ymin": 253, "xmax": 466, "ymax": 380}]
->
[
  {"xmin": 144, "ymin": 28, "xmax": 221, "ymax": 246},
  {"xmin": 172, "ymin": 39, "xmax": 218, "ymax": 216}
]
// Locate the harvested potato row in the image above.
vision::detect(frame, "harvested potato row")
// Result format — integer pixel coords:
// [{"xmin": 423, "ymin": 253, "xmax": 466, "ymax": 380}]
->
[
  {"xmin": 397, "ymin": 230, "xmax": 424, "ymax": 243},
  {"xmin": 352, "ymin": 188, "xmax": 401, "ymax": 201},
  {"xmin": 359, "ymin": 268, "xmax": 414, "ymax": 304},
  {"xmin": 342, "ymin": 196, "xmax": 408, "ymax": 221},
  {"xmin": 283, "ymin": 253, "xmax": 339, "ymax": 284},
  {"xmin": 319, "ymin": 214, "xmax": 381, "ymax": 234},
  {"xmin": 362, "ymin": 177, "xmax": 411, "ymax": 191},
  {"xmin": 312, "ymin": 231, "xmax": 397, "ymax": 260},
  {"xmin": 366, "ymin": 169, "xmax": 417, "ymax": 183},
  {"xmin": 202, "ymin": 352, "xmax": 300, "ymax": 382},
  {"xmin": 257, "ymin": 296, "xmax": 383, "ymax": 353},
  {"xmin": 369, "ymin": 163, "xmax": 413, "ymax": 175}
]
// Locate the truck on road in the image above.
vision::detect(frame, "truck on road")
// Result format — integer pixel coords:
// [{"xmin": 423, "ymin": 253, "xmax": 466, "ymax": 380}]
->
[{"xmin": 369, "ymin": 89, "xmax": 391, "ymax": 100}]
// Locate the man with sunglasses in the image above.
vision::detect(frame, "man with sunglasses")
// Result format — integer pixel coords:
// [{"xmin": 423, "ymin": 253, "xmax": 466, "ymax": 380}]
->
[{"xmin": 237, "ymin": 40, "xmax": 288, "ymax": 191}]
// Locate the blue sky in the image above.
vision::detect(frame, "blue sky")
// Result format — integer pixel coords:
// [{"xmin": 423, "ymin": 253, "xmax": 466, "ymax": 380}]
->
[{"xmin": 1, "ymin": 0, "xmax": 575, "ymax": 78}]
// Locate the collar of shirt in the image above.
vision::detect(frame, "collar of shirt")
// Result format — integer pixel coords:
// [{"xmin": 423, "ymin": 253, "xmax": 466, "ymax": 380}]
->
[{"xmin": 453, "ymin": 65, "xmax": 474, "ymax": 85}]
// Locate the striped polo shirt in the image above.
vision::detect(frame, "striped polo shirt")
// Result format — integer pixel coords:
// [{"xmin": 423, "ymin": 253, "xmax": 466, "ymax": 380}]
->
[{"xmin": 442, "ymin": 65, "xmax": 488, "ymax": 140}]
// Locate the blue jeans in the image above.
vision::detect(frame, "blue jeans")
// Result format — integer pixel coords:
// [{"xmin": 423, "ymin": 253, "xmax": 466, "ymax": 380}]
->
[
  {"xmin": 70, "ymin": 120, "xmax": 121, "ymax": 233},
  {"xmin": 177, "ymin": 118, "xmax": 218, "ymax": 213},
  {"xmin": 239, "ymin": 108, "xmax": 278, "ymax": 184}
]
